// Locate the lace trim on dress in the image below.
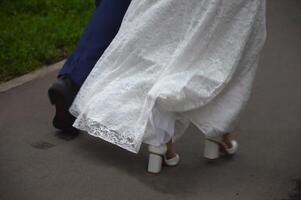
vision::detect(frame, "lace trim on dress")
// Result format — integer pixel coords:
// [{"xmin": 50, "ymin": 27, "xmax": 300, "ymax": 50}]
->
[{"xmin": 73, "ymin": 114, "xmax": 139, "ymax": 153}]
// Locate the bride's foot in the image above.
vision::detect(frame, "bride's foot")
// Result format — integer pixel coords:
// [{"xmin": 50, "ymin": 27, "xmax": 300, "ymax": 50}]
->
[
  {"xmin": 204, "ymin": 133, "xmax": 238, "ymax": 160},
  {"xmin": 164, "ymin": 141, "xmax": 180, "ymax": 166},
  {"xmin": 147, "ymin": 141, "xmax": 180, "ymax": 173},
  {"xmin": 222, "ymin": 133, "xmax": 234, "ymax": 149},
  {"xmin": 164, "ymin": 153, "xmax": 180, "ymax": 166},
  {"xmin": 220, "ymin": 133, "xmax": 238, "ymax": 154}
]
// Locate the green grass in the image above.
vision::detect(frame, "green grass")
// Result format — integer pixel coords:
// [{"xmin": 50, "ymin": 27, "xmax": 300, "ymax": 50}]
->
[{"xmin": 0, "ymin": 0, "xmax": 94, "ymax": 82}]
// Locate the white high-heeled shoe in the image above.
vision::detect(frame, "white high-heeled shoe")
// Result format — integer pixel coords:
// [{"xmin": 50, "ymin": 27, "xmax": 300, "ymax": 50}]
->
[
  {"xmin": 203, "ymin": 136, "xmax": 238, "ymax": 160},
  {"xmin": 147, "ymin": 145, "xmax": 180, "ymax": 173},
  {"xmin": 164, "ymin": 153, "xmax": 180, "ymax": 166}
]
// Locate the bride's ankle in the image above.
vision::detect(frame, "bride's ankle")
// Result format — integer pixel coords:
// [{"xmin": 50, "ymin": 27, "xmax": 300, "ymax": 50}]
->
[
  {"xmin": 165, "ymin": 140, "xmax": 177, "ymax": 159},
  {"xmin": 222, "ymin": 133, "xmax": 233, "ymax": 148},
  {"xmin": 165, "ymin": 150, "xmax": 176, "ymax": 159}
]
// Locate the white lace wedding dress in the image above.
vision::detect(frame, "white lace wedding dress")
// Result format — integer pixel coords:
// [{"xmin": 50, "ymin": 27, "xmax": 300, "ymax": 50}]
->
[{"xmin": 69, "ymin": 0, "xmax": 267, "ymax": 153}]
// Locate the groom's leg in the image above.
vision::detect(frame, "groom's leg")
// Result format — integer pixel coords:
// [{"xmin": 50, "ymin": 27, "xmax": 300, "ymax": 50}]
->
[
  {"xmin": 48, "ymin": 0, "xmax": 131, "ymax": 131},
  {"xmin": 59, "ymin": 0, "xmax": 131, "ymax": 87},
  {"xmin": 95, "ymin": 0, "xmax": 102, "ymax": 7}
]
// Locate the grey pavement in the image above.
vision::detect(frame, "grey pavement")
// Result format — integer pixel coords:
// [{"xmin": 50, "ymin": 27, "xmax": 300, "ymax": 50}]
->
[{"xmin": 0, "ymin": 0, "xmax": 301, "ymax": 200}]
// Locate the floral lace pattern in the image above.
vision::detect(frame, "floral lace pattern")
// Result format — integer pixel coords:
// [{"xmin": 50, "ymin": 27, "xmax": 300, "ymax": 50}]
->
[{"xmin": 74, "ymin": 114, "xmax": 138, "ymax": 153}]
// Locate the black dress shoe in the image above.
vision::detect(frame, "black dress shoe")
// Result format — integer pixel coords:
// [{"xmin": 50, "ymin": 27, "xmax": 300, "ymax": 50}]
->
[{"xmin": 48, "ymin": 76, "xmax": 79, "ymax": 132}]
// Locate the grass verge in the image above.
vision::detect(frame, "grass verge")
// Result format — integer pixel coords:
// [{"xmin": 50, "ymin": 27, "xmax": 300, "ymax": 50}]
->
[{"xmin": 0, "ymin": 0, "xmax": 94, "ymax": 82}]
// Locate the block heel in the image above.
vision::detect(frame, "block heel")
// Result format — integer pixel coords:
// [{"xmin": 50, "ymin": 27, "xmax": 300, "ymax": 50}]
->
[
  {"xmin": 147, "ymin": 145, "xmax": 167, "ymax": 174},
  {"xmin": 204, "ymin": 139, "xmax": 220, "ymax": 159}
]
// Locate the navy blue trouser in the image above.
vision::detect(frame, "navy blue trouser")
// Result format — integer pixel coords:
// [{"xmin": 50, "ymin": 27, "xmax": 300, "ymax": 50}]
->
[{"xmin": 59, "ymin": 0, "xmax": 131, "ymax": 87}]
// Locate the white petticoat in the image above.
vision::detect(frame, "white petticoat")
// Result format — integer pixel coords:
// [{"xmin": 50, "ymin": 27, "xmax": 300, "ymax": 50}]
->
[{"xmin": 70, "ymin": 0, "xmax": 267, "ymax": 153}]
